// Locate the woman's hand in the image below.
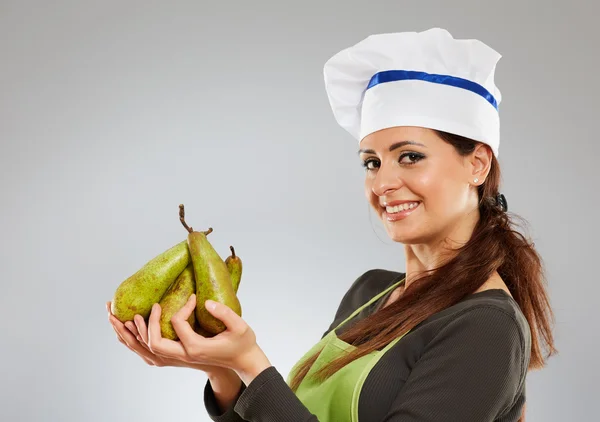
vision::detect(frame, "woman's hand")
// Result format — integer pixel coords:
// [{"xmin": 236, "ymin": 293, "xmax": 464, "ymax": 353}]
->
[
  {"xmin": 145, "ymin": 294, "xmax": 272, "ymax": 386},
  {"xmin": 106, "ymin": 301, "xmax": 231, "ymax": 376}
]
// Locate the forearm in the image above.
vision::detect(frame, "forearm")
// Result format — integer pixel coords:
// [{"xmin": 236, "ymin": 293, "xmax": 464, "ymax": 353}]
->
[{"xmin": 207, "ymin": 368, "xmax": 243, "ymax": 413}]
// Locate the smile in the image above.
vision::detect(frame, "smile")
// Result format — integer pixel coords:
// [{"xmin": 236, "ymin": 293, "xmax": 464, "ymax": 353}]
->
[{"xmin": 383, "ymin": 202, "xmax": 420, "ymax": 221}]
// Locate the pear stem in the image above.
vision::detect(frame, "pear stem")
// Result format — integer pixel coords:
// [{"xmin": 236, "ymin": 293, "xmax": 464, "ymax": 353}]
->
[
  {"xmin": 179, "ymin": 204, "xmax": 213, "ymax": 236},
  {"xmin": 179, "ymin": 204, "xmax": 193, "ymax": 233},
  {"xmin": 230, "ymin": 246, "xmax": 236, "ymax": 258}
]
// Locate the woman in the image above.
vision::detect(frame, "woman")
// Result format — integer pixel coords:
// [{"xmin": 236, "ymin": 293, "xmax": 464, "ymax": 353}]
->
[{"xmin": 107, "ymin": 28, "xmax": 557, "ymax": 421}]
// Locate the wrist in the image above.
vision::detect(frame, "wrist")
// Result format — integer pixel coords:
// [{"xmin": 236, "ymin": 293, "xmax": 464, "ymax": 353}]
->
[
  {"xmin": 208, "ymin": 370, "xmax": 242, "ymax": 396},
  {"xmin": 235, "ymin": 345, "xmax": 272, "ymax": 386},
  {"xmin": 205, "ymin": 366, "xmax": 237, "ymax": 382},
  {"xmin": 206, "ymin": 368, "xmax": 243, "ymax": 414}
]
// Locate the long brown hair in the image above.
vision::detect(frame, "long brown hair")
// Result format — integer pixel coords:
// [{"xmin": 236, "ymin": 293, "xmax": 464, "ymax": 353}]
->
[{"xmin": 288, "ymin": 130, "xmax": 558, "ymax": 420}]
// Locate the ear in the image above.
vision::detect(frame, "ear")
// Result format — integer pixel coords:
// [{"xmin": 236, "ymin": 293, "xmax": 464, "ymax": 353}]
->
[{"xmin": 468, "ymin": 143, "xmax": 493, "ymax": 184}]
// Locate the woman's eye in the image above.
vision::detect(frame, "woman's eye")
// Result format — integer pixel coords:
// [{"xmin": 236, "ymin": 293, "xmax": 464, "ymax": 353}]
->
[
  {"xmin": 399, "ymin": 152, "xmax": 424, "ymax": 165},
  {"xmin": 362, "ymin": 159, "xmax": 379, "ymax": 170},
  {"xmin": 361, "ymin": 152, "xmax": 424, "ymax": 170}
]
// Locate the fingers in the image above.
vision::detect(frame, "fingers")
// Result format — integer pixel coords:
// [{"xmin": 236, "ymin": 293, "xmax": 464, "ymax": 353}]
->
[
  {"xmin": 107, "ymin": 302, "xmax": 130, "ymax": 346},
  {"xmin": 110, "ymin": 315, "xmax": 156, "ymax": 366},
  {"xmin": 107, "ymin": 307, "xmax": 157, "ymax": 366},
  {"xmin": 134, "ymin": 315, "xmax": 152, "ymax": 350},
  {"xmin": 112, "ymin": 323, "xmax": 129, "ymax": 347},
  {"xmin": 205, "ymin": 300, "xmax": 246, "ymax": 334},
  {"xmin": 173, "ymin": 294, "xmax": 196, "ymax": 321},
  {"xmin": 125, "ymin": 321, "xmax": 140, "ymax": 339},
  {"xmin": 147, "ymin": 303, "xmax": 162, "ymax": 351},
  {"xmin": 108, "ymin": 314, "xmax": 135, "ymax": 349},
  {"xmin": 171, "ymin": 295, "xmax": 203, "ymax": 349},
  {"xmin": 107, "ymin": 302, "xmax": 135, "ymax": 351},
  {"xmin": 107, "ymin": 302, "xmax": 139, "ymax": 338},
  {"xmin": 147, "ymin": 303, "xmax": 189, "ymax": 360}
]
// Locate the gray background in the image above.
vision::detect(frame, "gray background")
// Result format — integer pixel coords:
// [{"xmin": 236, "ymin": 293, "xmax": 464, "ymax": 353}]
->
[{"xmin": 1, "ymin": 1, "xmax": 597, "ymax": 421}]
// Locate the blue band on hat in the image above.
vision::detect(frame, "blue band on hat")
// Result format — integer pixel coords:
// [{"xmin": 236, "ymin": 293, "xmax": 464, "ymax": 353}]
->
[{"xmin": 367, "ymin": 70, "xmax": 498, "ymax": 110}]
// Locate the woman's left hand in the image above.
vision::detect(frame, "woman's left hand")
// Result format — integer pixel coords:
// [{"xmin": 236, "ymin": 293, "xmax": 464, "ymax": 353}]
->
[{"xmin": 146, "ymin": 294, "xmax": 272, "ymax": 386}]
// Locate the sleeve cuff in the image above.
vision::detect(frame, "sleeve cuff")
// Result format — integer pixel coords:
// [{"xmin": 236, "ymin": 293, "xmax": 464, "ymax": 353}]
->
[
  {"xmin": 204, "ymin": 377, "xmax": 247, "ymax": 422},
  {"xmin": 234, "ymin": 366, "xmax": 317, "ymax": 421}
]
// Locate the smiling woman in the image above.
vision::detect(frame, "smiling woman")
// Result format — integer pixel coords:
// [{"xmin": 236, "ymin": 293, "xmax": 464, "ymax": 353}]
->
[
  {"xmin": 204, "ymin": 28, "xmax": 556, "ymax": 422},
  {"xmin": 108, "ymin": 27, "xmax": 557, "ymax": 422}
]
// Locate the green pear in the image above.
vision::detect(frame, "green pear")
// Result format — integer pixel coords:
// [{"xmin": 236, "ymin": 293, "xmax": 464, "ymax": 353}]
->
[
  {"xmin": 111, "ymin": 240, "xmax": 190, "ymax": 322},
  {"xmin": 158, "ymin": 263, "xmax": 196, "ymax": 340},
  {"xmin": 194, "ymin": 320, "xmax": 216, "ymax": 338},
  {"xmin": 189, "ymin": 246, "xmax": 240, "ymax": 339},
  {"xmin": 179, "ymin": 204, "xmax": 242, "ymax": 335},
  {"xmin": 225, "ymin": 246, "xmax": 242, "ymax": 294}
]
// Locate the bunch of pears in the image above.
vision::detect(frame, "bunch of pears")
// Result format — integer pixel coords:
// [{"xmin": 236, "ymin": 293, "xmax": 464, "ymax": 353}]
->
[{"xmin": 111, "ymin": 204, "xmax": 243, "ymax": 340}]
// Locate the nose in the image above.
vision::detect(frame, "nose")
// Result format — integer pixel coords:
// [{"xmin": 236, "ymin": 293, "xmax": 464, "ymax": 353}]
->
[{"xmin": 371, "ymin": 162, "xmax": 403, "ymax": 197}]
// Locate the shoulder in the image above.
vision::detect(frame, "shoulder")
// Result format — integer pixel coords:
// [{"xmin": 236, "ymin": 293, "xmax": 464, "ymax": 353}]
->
[
  {"xmin": 381, "ymin": 294, "xmax": 532, "ymax": 420},
  {"xmin": 416, "ymin": 289, "xmax": 530, "ymax": 345},
  {"xmin": 419, "ymin": 291, "xmax": 532, "ymax": 381},
  {"xmin": 393, "ymin": 289, "xmax": 533, "ymax": 386},
  {"xmin": 448, "ymin": 290, "xmax": 531, "ymax": 351}
]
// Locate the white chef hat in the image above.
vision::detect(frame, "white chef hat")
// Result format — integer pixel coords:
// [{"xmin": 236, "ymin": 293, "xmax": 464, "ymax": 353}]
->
[{"xmin": 323, "ymin": 27, "xmax": 503, "ymax": 157}]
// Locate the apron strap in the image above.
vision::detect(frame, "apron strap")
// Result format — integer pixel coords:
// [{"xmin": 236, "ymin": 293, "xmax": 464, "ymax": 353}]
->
[{"xmin": 332, "ymin": 276, "xmax": 406, "ymax": 332}]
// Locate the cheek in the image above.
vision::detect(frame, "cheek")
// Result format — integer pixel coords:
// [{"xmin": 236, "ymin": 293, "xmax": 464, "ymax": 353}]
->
[
  {"xmin": 419, "ymin": 173, "xmax": 465, "ymax": 215},
  {"xmin": 404, "ymin": 172, "xmax": 437, "ymax": 201},
  {"xmin": 409, "ymin": 170, "xmax": 456, "ymax": 212}
]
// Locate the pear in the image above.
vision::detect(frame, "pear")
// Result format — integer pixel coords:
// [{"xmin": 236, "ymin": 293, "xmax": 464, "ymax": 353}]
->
[
  {"xmin": 112, "ymin": 240, "xmax": 190, "ymax": 322},
  {"xmin": 194, "ymin": 320, "xmax": 217, "ymax": 338},
  {"xmin": 225, "ymin": 246, "xmax": 242, "ymax": 294},
  {"xmin": 190, "ymin": 246, "xmax": 241, "ymax": 339},
  {"xmin": 158, "ymin": 263, "xmax": 196, "ymax": 340},
  {"xmin": 179, "ymin": 204, "xmax": 242, "ymax": 335}
]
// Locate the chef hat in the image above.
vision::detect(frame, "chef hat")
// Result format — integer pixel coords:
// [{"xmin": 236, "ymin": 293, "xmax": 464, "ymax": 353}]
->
[{"xmin": 323, "ymin": 28, "xmax": 503, "ymax": 157}]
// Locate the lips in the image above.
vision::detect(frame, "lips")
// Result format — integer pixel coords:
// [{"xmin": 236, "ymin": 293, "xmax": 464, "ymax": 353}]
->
[{"xmin": 382, "ymin": 201, "xmax": 420, "ymax": 221}]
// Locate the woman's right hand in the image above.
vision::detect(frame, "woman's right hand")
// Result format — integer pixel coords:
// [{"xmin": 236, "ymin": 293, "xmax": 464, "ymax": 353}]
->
[
  {"xmin": 107, "ymin": 301, "xmax": 227, "ymax": 374},
  {"xmin": 108, "ymin": 301, "xmax": 244, "ymax": 413}
]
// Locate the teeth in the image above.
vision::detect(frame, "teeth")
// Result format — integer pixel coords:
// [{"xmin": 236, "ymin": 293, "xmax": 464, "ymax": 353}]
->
[{"xmin": 386, "ymin": 202, "xmax": 419, "ymax": 213}]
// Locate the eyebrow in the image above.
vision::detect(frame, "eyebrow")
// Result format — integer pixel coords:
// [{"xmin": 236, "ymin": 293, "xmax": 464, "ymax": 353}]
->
[{"xmin": 357, "ymin": 140, "xmax": 427, "ymax": 155}]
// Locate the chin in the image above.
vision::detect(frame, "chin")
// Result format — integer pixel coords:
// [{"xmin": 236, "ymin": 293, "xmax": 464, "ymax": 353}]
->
[
  {"xmin": 382, "ymin": 222, "xmax": 432, "ymax": 245},
  {"xmin": 384, "ymin": 228, "xmax": 423, "ymax": 244}
]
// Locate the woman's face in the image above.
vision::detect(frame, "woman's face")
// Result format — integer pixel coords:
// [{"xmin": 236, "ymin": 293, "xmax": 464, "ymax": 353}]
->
[{"xmin": 359, "ymin": 126, "xmax": 488, "ymax": 245}]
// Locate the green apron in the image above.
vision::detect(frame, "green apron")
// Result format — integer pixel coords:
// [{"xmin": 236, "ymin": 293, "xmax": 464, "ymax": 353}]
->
[{"xmin": 285, "ymin": 277, "xmax": 408, "ymax": 422}]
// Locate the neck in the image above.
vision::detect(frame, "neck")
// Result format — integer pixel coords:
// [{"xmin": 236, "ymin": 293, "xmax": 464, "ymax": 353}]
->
[{"xmin": 403, "ymin": 206, "xmax": 480, "ymax": 290}]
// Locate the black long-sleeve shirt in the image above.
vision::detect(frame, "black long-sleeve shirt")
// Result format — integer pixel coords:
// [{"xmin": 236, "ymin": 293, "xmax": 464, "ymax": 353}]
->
[{"xmin": 203, "ymin": 269, "xmax": 531, "ymax": 421}]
